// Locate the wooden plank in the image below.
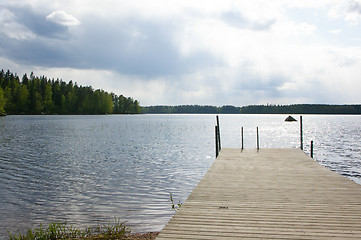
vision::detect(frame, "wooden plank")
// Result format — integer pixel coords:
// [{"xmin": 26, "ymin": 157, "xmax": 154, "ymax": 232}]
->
[{"xmin": 156, "ymin": 148, "xmax": 361, "ymax": 239}]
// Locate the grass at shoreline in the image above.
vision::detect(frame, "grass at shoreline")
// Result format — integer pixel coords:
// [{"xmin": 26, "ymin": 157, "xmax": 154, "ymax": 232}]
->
[
  {"xmin": 7, "ymin": 218, "xmax": 159, "ymax": 240},
  {"xmin": 6, "ymin": 194, "xmax": 179, "ymax": 240}
]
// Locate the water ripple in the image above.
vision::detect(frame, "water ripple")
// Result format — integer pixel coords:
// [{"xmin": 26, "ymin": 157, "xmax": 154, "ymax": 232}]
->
[{"xmin": 0, "ymin": 114, "xmax": 360, "ymax": 239}]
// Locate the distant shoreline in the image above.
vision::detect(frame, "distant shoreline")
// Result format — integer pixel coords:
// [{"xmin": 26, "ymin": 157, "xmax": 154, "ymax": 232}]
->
[
  {"xmin": 141, "ymin": 104, "xmax": 361, "ymax": 115},
  {"xmin": 2, "ymin": 104, "xmax": 361, "ymax": 116}
]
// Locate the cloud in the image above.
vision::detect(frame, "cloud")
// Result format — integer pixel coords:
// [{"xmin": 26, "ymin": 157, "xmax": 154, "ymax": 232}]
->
[
  {"xmin": 0, "ymin": 7, "xmax": 76, "ymax": 66},
  {"xmin": 46, "ymin": 10, "xmax": 80, "ymax": 26},
  {"xmin": 346, "ymin": 0, "xmax": 361, "ymax": 24},
  {"xmin": 0, "ymin": 9, "xmax": 35, "ymax": 40},
  {"xmin": 67, "ymin": 16, "xmax": 220, "ymax": 76},
  {"xmin": 1, "ymin": 4, "xmax": 221, "ymax": 77},
  {"xmin": 221, "ymin": 10, "xmax": 276, "ymax": 30},
  {"xmin": 328, "ymin": 0, "xmax": 361, "ymax": 25},
  {"xmin": 330, "ymin": 29, "xmax": 342, "ymax": 34},
  {"xmin": 0, "ymin": 0, "xmax": 361, "ymax": 106},
  {"xmin": 348, "ymin": 0, "xmax": 361, "ymax": 14},
  {"xmin": 0, "ymin": 5, "xmax": 75, "ymax": 40}
]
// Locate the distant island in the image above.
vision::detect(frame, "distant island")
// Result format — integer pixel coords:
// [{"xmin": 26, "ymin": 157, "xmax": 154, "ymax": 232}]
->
[
  {"xmin": 141, "ymin": 104, "xmax": 361, "ymax": 115},
  {"xmin": 0, "ymin": 69, "xmax": 141, "ymax": 115}
]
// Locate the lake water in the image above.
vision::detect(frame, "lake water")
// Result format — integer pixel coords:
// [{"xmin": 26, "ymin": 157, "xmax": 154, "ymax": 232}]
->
[{"xmin": 0, "ymin": 114, "xmax": 360, "ymax": 238}]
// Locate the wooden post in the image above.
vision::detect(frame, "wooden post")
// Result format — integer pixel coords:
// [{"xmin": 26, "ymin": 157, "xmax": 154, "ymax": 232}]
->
[
  {"xmin": 311, "ymin": 141, "xmax": 314, "ymax": 158},
  {"xmin": 216, "ymin": 115, "xmax": 221, "ymax": 151},
  {"xmin": 256, "ymin": 127, "xmax": 259, "ymax": 150},
  {"xmin": 300, "ymin": 116, "xmax": 303, "ymax": 150},
  {"xmin": 217, "ymin": 129, "xmax": 221, "ymax": 152},
  {"xmin": 241, "ymin": 127, "xmax": 244, "ymax": 150},
  {"xmin": 215, "ymin": 126, "xmax": 219, "ymax": 158}
]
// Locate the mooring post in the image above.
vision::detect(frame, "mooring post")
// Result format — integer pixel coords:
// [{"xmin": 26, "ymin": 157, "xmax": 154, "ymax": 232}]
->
[
  {"xmin": 311, "ymin": 141, "xmax": 314, "ymax": 158},
  {"xmin": 241, "ymin": 127, "xmax": 244, "ymax": 150},
  {"xmin": 300, "ymin": 116, "xmax": 303, "ymax": 150},
  {"xmin": 215, "ymin": 126, "xmax": 219, "ymax": 158},
  {"xmin": 216, "ymin": 115, "xmax": 221, "ymax": 151},
  {"xmin": 256, "ymin": 127, "xmax": 259, "ymax": 150}
]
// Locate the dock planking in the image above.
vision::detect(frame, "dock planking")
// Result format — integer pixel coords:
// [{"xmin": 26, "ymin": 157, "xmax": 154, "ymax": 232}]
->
[{"xmin": 156, "ymin": 148, "xmax": 361, "ymax": 239}]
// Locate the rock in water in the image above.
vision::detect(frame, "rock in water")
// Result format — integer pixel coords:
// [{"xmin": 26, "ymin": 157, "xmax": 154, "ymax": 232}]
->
[{"xmin": 285, "ymin": 115, "xmax": 297, "ymax": 122}]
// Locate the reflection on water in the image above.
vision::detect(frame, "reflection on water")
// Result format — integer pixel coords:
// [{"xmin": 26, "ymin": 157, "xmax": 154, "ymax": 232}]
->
[
  {"xmin": 302, "ymin": 115, "xmax": 361, "ymax": 185},
  {"xmin": 0, "ymin": 114, "xmax": 360, "ymax": 239},
  {"xmin": 0, "ymin": 115, "xmax": 215, "ymax": 238}
]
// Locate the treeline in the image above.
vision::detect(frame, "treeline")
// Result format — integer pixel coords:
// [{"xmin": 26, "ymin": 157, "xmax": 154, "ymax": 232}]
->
[
  {"xmin": 0, "ymin": 69, "xmax": 140, "ymax": 115},
  {"xmin": 141, "ymin": 105, "xmax": 241, "ymax": 114},
  {"xmin": 239, "ymin": 104, "xmax": 361, "ymax": 114},
  {"xmin": 141, "ymin": 104, "xmax": 361, "ymax": 114}
]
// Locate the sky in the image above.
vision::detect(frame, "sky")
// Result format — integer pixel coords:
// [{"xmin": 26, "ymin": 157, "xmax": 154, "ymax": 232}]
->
[{"xmin": 1, "ymin": 0, "xmax": 361, "ymax": 106}]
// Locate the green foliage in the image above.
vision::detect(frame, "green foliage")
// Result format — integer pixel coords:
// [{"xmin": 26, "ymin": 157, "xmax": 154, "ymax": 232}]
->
[
  {"xmin": 141, "ymin": 105, "xmax": 241, "ymax": 114},
  {"xmin": 0, "ymin": 69, "xmax": 141, "ymax": 115},
  {"xmin": 169, "ymin": 193, "xmax": 182, "ymax": 211},
  {"xmin": 142, "ymin": 104, "xmax": 361, "ymax": 114},
  {"xmin": 17, "ymin": 85, "xmax": 29, "ymax": 113},
  {"xmin": 0, "ymin": 87, "xmax": 6, "ymax": 115},
  {"xmin": 239, "ymin": 104, "xmax": 361, "ymax": 114},
  {"xmin": 102, "ymin": 217, "xmax": 130, "ymax": 240},
  {"xmin": 7, "ymin": 218, "xmax": 130, "ymax": 240}
]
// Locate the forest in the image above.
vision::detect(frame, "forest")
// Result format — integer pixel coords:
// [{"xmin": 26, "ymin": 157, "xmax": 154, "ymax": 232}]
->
[
  {"xmin": 141, "ymin": 105, "xmax": 241, "ymax": 114},
  {"xmin": 239, "ymin": 104, "xmax": 361, "ymax": 114},
  {"xmin": 141, "ymin": 104, "xmax": 361, "ymax": 114},
  {"xmin": 1, "ymin": 69, "xmax": 359, "ymax": 116},
  {"xmin": 0, "ymin": 69, "xmax": 141, "ymax": 115}
]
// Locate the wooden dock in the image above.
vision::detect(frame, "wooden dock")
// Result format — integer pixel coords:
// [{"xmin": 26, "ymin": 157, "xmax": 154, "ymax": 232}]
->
[{"xmin": 156, "ymin": 148, "xmax": 361, "ymax": 239}]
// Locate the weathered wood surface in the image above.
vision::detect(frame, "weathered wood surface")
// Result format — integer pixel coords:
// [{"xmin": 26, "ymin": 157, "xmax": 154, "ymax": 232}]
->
[{"xmin": 156, "ymin": 148, "xmax": 361, "ymax": 239}]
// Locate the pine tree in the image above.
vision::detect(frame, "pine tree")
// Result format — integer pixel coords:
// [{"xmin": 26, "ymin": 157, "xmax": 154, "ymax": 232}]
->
[
  {"xmin": 0, "ymin": 70, "xmax": 141, "ymax": 115},
  {"xmin": 0, "ymin": 87, "xmax": 6, "ymax": 115}
]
